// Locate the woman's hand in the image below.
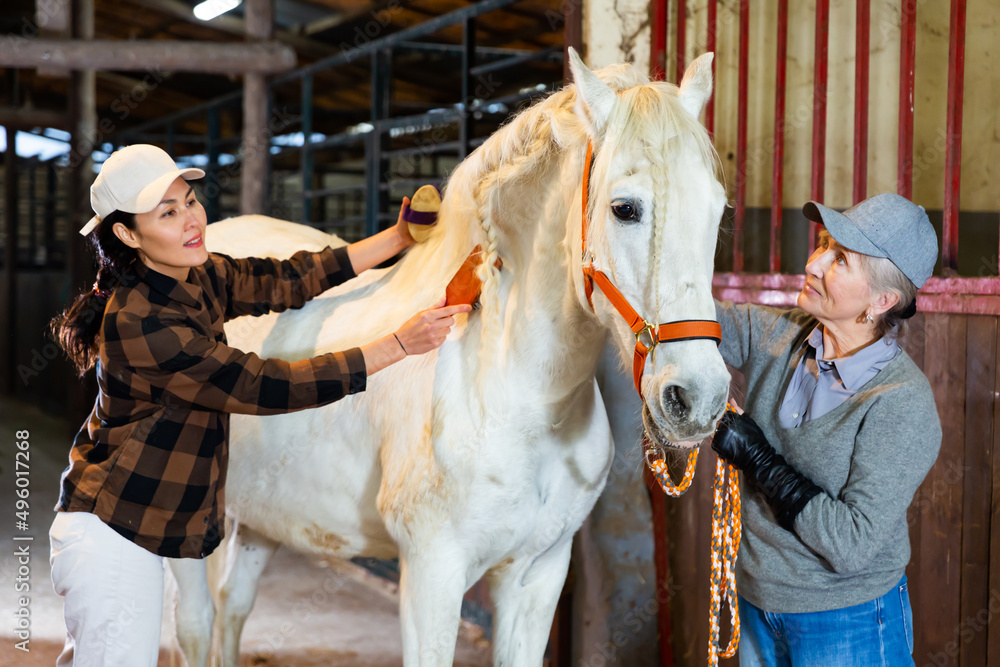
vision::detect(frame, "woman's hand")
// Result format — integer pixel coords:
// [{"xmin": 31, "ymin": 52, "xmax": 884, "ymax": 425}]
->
[
  {"xmin": 395, "ymin": 297, "xmax": 471, "ymax": 355},
  {"xmin": 711, "ymin": 404, "xmax": 823, "ymax": 533},
  {"xmin": 712, "ymin": 407, "xmax": 767, "ymax": 471},
  {"xmin": 359, "ymin": 297, "xmax": 472, "ymax": 376},
  {"xmin": 393, "ymin": 196, "xmax": 416, "ymax": 249}
]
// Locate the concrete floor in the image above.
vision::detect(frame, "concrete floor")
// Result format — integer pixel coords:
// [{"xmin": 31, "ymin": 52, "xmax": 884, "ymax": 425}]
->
[{"xmin": 0, "ymin": 396, "xmax": 491, "ymax": 666}]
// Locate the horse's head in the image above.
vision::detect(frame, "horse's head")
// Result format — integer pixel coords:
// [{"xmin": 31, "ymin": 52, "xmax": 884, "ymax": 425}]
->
[{"xmin": 569, "ymin": 49, "xmax": 730, "ymax": 446}]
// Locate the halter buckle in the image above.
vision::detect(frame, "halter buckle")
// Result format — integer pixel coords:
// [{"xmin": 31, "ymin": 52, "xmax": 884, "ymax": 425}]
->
[{"xmin": 636, "ymin": 322, "xmax": 658, "ymax": 351}]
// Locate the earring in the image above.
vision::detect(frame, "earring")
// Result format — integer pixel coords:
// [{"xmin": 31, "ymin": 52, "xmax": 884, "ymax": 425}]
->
[{"xmin": 864, "ymin": 311, "xmax": 874, "ymax": 324}]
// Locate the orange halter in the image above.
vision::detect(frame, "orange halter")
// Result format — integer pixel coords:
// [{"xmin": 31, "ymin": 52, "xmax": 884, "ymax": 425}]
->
[{"xmin": 579, "ymin": 141, "xmax": 722, "ymax": 398}]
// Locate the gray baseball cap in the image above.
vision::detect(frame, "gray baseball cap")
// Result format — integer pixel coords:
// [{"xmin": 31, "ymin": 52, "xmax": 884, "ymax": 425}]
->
[{"xmin": 802, "ymin": 193, "xmax": 938, "ymax": 288}]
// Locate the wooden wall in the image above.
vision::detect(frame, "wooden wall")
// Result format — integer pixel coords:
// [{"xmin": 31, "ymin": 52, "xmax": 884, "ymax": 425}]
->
[{"xmin": 663, "ymin": 311, "xmax": 1000, "ymax": 667}]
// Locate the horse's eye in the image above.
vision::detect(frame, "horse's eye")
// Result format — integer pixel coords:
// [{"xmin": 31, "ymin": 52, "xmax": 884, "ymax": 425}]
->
[{"xmin": 612, "ymin": 203, "xmax": 640, "ymax": 222}]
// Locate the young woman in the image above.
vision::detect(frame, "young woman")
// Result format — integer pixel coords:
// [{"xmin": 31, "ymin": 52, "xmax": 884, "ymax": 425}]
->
[
  {"xmin": 712, "ymin": 193, "xmax": 942, "ymax": 666},
  {"xmin": 47, "ymin": 144, "xmax": 470, "ymax": 665}
]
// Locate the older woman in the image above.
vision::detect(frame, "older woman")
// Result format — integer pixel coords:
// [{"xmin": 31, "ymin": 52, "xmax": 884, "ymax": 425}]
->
[{"xmin": 712, "ymin": 193, "xmax": 942, "ymax": 667}]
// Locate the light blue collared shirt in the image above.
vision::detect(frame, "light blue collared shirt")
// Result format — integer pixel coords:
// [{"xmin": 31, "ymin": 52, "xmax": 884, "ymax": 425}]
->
[{"xmin": 779, "ymin": 325, "xmax": 901, "ymax": 428}]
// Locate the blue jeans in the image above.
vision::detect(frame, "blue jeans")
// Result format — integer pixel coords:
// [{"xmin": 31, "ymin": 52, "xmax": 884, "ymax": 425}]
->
[{"xmin": 738, "ymin": 576, "xmax": 914, "ymax": 667}]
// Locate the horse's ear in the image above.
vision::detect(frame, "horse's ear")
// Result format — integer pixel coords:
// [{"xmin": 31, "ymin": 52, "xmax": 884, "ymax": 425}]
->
[
  {"xmin": 678, "ymin": 53, "xmax": 714, "ymax": 121},
  {"xmin": 568, "ymin": 47, "xmax": 616, "ymax": 138}
]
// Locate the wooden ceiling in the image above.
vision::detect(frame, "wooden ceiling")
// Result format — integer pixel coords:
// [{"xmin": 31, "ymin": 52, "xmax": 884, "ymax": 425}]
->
[{"xmin": 2, "ymin": 0, "xmax": 566, "ymax": 147}]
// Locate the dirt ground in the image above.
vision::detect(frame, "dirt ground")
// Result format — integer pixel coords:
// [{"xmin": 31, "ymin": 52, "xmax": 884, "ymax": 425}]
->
[{"xmin": 0, "ymin": 397, "xmax": 491, "ymax": 666}]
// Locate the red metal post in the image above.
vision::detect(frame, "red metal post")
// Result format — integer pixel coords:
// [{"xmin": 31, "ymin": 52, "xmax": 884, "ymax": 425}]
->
[
  {"xmin": 897, "ymin": 0, "xmax": 916, "ymax": 199},
  {"xmin": 770, "ymin": 0, "xmax": 788, "ymax": 273},
  {"xmin": 651, "ymin": 0, "xmax": 668, "ymax": 81},
  {"xmin": 706, "ymin": 0, "xmax": 717, "ymax": 137},
  {"xmin": 853, "ymin": 0, "xmax": 870, "ymax": 204},
  {"xmin": 675, "ymin": 0, "xmax": 686, "ymax": 83},
  {"xmin": 943, "ymin": 0, "xmax": 966, "ymax": 272},
  {"xmin": 734, "ymin": 0, "xmax": 749, "ymax": 272},
  {"xmin": 809, "ymin": 0, "xmax": 830, "ymax": 257},
  {"xmin": 644, "ymin": 467, "xmax": 675, "ymax": 667}
]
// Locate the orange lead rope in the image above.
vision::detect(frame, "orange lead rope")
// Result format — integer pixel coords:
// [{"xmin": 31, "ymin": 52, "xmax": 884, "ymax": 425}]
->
[{"xmin": 645, "ymin": 404, "xmax": 742, "ymax": 667}]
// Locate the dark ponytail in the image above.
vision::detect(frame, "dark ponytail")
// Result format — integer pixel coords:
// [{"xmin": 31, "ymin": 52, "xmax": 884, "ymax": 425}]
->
[{"xmin": 50, "ymin": 210, "xmax": 140, "ymax": 375}]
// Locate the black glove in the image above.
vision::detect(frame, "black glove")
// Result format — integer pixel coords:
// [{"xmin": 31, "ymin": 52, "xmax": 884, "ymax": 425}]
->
[{"xmin": 712, "ymin": 410, "xmax": 822, "ymax": 533}]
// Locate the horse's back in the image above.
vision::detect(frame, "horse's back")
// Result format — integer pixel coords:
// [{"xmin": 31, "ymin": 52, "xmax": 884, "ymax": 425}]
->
[
  {"xmin": 206, "ymin": 215, "xmax": 346, "ymax": 259},
  {"xmin": 205, "ymin": 214, "xmax": 398, "ymax": 559}
]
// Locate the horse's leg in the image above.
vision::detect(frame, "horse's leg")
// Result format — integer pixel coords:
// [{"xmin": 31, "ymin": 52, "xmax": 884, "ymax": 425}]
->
[
  {"xmin": 168, "ymin": 557, "xmax": 215, "ymax": 667},
  {"xmin": 216, "ymin": 522, "xmax": 280, "ymax": 667},
  {"xmin": 398, "ymin": 544, "xmax": 468, "ymax": 667},
  {"xmin": 488, "ymin": 536, "xmax": 574, "ymax": 667}
]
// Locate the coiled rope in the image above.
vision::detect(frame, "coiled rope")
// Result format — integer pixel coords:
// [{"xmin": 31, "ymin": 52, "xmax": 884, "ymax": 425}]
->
[{"xmin": 645, "ymin": 404, "xmax": 742, "ymax": 666}]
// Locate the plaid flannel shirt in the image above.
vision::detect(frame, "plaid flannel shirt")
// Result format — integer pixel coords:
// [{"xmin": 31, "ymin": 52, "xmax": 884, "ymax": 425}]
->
[{"xmin": 56, "ymin": 244, "xmax": 366, "ymax": 559}]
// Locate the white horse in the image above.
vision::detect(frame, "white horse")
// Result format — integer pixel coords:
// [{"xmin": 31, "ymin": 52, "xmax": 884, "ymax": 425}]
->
[{"xmin": 169, "ymin": 50, "xmax": 730, "ymax": 666}]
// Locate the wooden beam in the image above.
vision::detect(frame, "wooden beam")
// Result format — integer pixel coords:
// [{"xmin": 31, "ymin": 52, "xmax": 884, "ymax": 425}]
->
[
  {"xmin": 36, "ymin": 0, "xmax": 72, "ymax": 78},
  {"xmin": 0, "ymin": 39, "xmax": 295, "ymax": 74},
  {"xmin": 241, "ymin": 0, "xmax": 272, "ymax": 215},
  {"xmin": 122, "ymin": 0, "xmax": 339, "ymax": 60},
  {"xmin": 0, "ymin": 106, "xmax": 69, "ymax": 129}
]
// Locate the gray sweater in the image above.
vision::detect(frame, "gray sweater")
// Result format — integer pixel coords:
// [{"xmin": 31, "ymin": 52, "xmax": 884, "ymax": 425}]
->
[{"xmin": 716, "ymin": 301, "xmax": 942, "ymax": 613}]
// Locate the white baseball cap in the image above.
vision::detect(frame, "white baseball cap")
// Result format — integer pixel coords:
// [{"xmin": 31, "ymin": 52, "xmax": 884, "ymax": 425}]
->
[{"xmin": 80, "ymin": 144, "xmax": 205, "ymax": 236}]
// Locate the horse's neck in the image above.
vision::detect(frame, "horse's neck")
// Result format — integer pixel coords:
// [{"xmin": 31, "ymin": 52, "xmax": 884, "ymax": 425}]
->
[{"xmin": 475, "ymin": 144, "xmax": 605, "ymax": 397}]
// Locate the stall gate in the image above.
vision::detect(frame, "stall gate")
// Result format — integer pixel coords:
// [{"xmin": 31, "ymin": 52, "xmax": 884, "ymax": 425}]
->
[{"xmin": 648, "ymin": 1, "xmax": 1000, "ymax": 665}]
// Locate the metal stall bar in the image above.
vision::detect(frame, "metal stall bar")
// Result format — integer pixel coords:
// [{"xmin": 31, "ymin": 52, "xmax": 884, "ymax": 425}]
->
[
  {"xmin": 28, "ymin": 157, "xmax": 38, "ymax": 264},
  {"xmin": 651, "ymin": 0, "xmax": 667, "ymax": 81},
  {"xmin": 563, "ymin": 0, "xmax": 582, "ymax": 85},
  {"xmin": 943, "ymin": 0, "xmax": 966, "ymax": 272},
  {"xmin": 166, "ymin": 123, "xmax": 175, "ymax": 158},
  {"xmin": 117, "ymin": 90, "xmax": 243, "ymax": 137},
  {"xmin": 706, "ymin": 0, "xmax": 717, "ymax": 136},
  {"xmin": 206, "ymin": 106, "xmax": 221, "ymax": 225},
  {"xmin": 810, "ymin": 0, "xmax": 830, "ymax": 256},
  {"xmin": 3, "ymin": 128, "xmax": 15, "ymax": 392},
  {"xmin": 897, "ymin": 0, "xmax": 916, "ymax": 199},
  {"xmin": 770, "ymin": 0, "xmax": 788, "ymax": 273},
  {"xmin": 853, "ymin": 0, "xmax": 870, "ymax": 204},
  {"xmin": 44, "ymin": 161, "xmax": 56, "ymax": 264},
  {"xmin": 460, "ymin": 16, "xmax": 475, "ymax": 159},
  {"xmin": 301, "ymin": 72, "xmax": 314, "ymax": 222},
  {"xmin": 675, "ymin": 0, "xmax": 686, "ymax": 83},
  {"xmin": 366, "ymin": 47, "xmax": 391, "ymax": 239},
  {"xmin": 470, "ymin": 44, "xmax": 562, "ymax": 78},
  {"xmin": 734, "ymin": 0, "xmax": 749, "ymax": 272},
  {"xmin": 271, "ymin": 0, "xmax": 522, "ymax": 86}
]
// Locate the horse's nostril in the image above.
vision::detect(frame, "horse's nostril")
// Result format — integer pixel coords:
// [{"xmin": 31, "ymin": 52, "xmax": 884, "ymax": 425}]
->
[{"xmin": 663, "ymin": 385, "xmax": 691, "ymax": 421}]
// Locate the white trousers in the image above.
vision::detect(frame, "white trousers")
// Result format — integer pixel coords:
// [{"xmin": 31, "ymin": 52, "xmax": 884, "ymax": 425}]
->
[{"xmin": 48, "ymin": 511, "xmax": 164, "ymax": 667}]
